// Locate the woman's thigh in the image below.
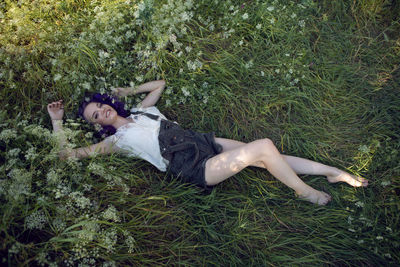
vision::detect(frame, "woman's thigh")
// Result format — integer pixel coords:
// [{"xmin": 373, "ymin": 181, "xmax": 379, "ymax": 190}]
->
[
  {"xmin": 214, "ymin": 137, "xmax": 266, "ymax": 168},
  {"xmin": 204, "ymin": 138, "xmax": 269, "ymax": 186}
]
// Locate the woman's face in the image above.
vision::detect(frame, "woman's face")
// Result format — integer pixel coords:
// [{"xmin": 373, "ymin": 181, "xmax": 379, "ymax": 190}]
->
[{"xmin": 83, "ymin": 102, "xmax": 118, "ymax": 126}]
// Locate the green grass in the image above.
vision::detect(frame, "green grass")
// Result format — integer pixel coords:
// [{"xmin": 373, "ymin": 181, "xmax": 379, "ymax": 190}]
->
[{"xmin": 1, "ymin": 0, "xmax": 399, "ymax": 265}]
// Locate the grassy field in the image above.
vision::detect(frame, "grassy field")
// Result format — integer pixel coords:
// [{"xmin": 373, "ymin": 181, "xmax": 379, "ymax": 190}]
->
[{"xmin": 1, "ymin": 0, "xmax": 399, "ymax": 265}]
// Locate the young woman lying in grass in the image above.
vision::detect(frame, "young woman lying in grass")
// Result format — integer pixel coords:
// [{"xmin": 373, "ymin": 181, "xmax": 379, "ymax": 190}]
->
[{"xmin": 47, "ymin": 80, "xmax": 368, "ymax": 205}]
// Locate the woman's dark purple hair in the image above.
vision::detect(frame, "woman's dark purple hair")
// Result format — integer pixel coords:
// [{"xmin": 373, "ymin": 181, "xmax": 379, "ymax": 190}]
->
[{"xmin": 77, "ymin": 92, "xmax": 130, "ymax": 138}]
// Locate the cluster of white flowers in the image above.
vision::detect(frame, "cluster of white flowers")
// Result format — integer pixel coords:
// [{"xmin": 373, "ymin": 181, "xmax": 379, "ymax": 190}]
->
[
  {"xmin": 24, "ymin": 146, "xmax": 37, "ymax": 161},
  {"xmin": 69, "ymin": 191, "xmax": 91, "ymax": 210},
  {"xmin": 101, "ymin": 229, "xmax": 118, "ymax": 253},
  {"xmin": 26, "ymin": 209, "xmax": 48, "ymax": 230},
  {"xmin": 125, "ymin": 235, "xmax": 136, "ymax": 254},
  {"xmin": 102, "ymin": 205, "xmax": 121, "ymax": 222},
  {"xmin": 46, "ymin": 169, "xmax": 60, "ymax": 185},
  {"xmin": 0, "ymin": 129, "xmax": 17, "ymax": 143},
  {"xmin": 6, "ymin": 168, "xmax": 32, "ymax": 203},
  {"xmin": 53, "ymin": 182, "xmax": 71, "ymax": 199},
  {"xmin": 186, "ymin": 59, "xmax": 203, "ymax": 71},
  {"xmin": 88, "ymin": 162, "xmax": 106, "ymax": 177}
]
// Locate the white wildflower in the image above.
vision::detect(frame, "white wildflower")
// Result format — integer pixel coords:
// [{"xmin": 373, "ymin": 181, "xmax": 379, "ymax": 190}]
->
[
  {"xmin": 275, "ymin": 69, "xmax": 280, "ymax": 74},
  {"xmin": 244, "ymin": 60, "xmax": 254, "ymax": 69},
  {"xmin": 270, "ymin": 18, "xmax": 275, "ymax": 24},
  {"xmin": 8, "ymin": 148, "xmax": 21, "ymax": 158},
  {"xmin": 256, "ymin": 24, "xmax": 262, "ymax": 29},
  {"xmin": 88, "ymin": 162, "xmax": 106, "ymax": 176},
  {"xmin": 94, "ymin": 123, "xmax": 102, "ymax": 132},
  {"xmin": 52, "ymin": 217, "xmax": 66, "ymax": 232},
  {"xmin": 181, "ymin": 87, "xmax": 191, "ymax": 97},
  {"xmin": 126, "ymin": 236, "xmax": 136, "ymax": 253},
  {"xmin": 9, "ymin": 242, "xmax": 23, "ymax": 254},
  {"xmin": 53, "ymin": 74, "xmax": 62, "ymax": 82},
  {"xmin": 46, "ymin": 169, "xmax": 59, "ymax": 185},
  {"xmin": 291, "ymin": 13, "xmax": 297, "ymax": 19},
  {"xmin": 358, "ymin": 145, "xmax": 370, "ymax": 153},
  {"xmin": 102, "ymin": 230, "xmax": 118, "ymax": 253},
  {"xmin": 181, "ymin": 11, "xmax": 190, "ymax": 21},
  {"xmin": 0, "ymin": 129, "xmax": 17, "ymax": 143},
  {"xmin": 355, "ymin": 201, "xmax": 364, "ymax": 208},
  {"xmin": 25, "ymin": 147, "xmax": 37, "ymax": 161},
  {"xmin": 169, "ymin": 34, "xmax": 177, "ymax": 43},
  {"xmin": 82, "ymin": 82, "xmax": 91, "ymax": 90},
  {"xmin": 376, "ymin": 236, "xmax": 383, "ymax": 240},
  {"xmin": 26, "ymin": 210, "xmax": 47, "ymax": 230},
  {"xmin": 135, "ymin": 75, "xmax": 144, "ymax": 82},
  {"xmin": 70, "ymin": 191, "xmax": 91, "ymax": 210},
  {"xmin": 102, "ymin": 205, "xmax": 120, "ymax": 222},
  {"xmin": 298, "ymin": 20, "xmax": 305, "ymax": 28},
  {"xmin": 238, "ymin": 40, "xmax": 244, "ymax": 46},
  {"xmin": 260, "ymin": 71, "xmax": 265, "ymax": 76},
  {"xmin": 242, "ymin": 13, "xmax": 249, "ymax": 20},
  {"xmin": 347, "ymin": 216, "xmax": 353, "ymax": 224},
  {"xmin": 267, "ymin": 6, "xmax": 275, "ymax": 11},
  {"xmin": 185, "ymin": 46, "xmax": 192, "ymax": 53}
]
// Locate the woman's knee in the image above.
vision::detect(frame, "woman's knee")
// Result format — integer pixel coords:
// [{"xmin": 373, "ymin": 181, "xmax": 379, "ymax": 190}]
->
[{"xmin": 253, "ymin": 138, "xmax": 277, "ymax": 157}]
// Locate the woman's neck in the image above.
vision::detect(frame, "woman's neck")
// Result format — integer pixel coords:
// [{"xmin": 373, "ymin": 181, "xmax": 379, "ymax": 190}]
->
[{"xmin": 112, "ymin": 115, "xmax": 133, "ymax": 130}]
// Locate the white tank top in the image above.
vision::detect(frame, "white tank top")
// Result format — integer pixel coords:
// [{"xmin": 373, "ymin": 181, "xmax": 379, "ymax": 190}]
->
[{"xmin": 104, "ymin": 106, "xmax": 169, "ymax": 171}]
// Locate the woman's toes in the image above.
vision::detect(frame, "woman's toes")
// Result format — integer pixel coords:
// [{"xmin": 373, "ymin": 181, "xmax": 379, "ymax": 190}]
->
[
  {"xmin": 327, "ymin": 170, "xmax": 368, "ymax": 188},
  {"xmin": 298, "ymin": 190, "xmax": 332, "ymax": 205}
]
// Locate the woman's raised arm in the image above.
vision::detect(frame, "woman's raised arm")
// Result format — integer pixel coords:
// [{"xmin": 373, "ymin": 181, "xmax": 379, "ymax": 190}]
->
[{"xmin": 112, "ymin": 80, "xmax": 166, "ymax": 108}]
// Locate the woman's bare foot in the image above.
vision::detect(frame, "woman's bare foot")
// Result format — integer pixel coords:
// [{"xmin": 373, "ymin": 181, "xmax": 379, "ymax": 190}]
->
[
  {"xmin": 327, "ymin": 168, "xmax": 368, "ymax": 187},
  {"xmin": 298, "ymin": 189, "xmax": 332, "ymax": 205}
]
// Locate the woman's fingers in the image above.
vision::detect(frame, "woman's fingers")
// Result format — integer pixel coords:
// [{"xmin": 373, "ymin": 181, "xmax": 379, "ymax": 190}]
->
[{"xmin": 48, "ymin": 100, "xmax": 63, "ymax": 109}]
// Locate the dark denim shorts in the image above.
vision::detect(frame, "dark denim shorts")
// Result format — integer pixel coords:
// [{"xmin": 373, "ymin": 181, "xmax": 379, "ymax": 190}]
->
[{"xmin": 158, "ymin": 120, "xmax": 222, "ymax": 190}]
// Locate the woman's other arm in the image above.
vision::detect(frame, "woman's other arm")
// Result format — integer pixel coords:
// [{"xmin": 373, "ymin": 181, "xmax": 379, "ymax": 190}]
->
[
  {"xmin": 60, "ymin": 140, "xmax": 117, "ymax": 160},
  {"xmin": 47, "ymin": 100, "xmax": 116, "ymax": 160},
  {"xmin": 112, "ymin": 80, "xmax": 166, "ymax": 108}
]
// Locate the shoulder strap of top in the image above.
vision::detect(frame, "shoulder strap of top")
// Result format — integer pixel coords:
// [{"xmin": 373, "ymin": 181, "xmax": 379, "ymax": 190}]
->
[{"xmin": 131, "ymin": 111, "xmax": 159, "ymax": 121}]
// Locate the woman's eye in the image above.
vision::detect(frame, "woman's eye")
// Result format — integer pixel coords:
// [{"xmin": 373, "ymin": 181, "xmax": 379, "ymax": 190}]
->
[{"xmin": 95, "ymin": 114, "xmax": 98, "ymax": 119}]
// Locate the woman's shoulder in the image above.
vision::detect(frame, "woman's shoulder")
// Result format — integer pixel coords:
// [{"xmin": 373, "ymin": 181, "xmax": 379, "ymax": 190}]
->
[{"xmin": 130, "ymin": 105, "xmax": 160, "ymax": 113}]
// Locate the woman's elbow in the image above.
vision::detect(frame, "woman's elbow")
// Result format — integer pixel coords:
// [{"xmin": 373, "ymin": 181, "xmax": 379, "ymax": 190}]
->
[{"xmin": 58, "ymin": 149, "xmax": 76, "ymax": 161}]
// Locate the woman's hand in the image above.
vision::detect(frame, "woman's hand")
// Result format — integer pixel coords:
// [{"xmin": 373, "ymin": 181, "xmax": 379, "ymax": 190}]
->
[
  {"xmin": 111, "ymin": 87, "xmax": 134, "ymax": 97},
  {"xmin": 47, "ymin": 100, "xmax": 64, "ymax": 120}
]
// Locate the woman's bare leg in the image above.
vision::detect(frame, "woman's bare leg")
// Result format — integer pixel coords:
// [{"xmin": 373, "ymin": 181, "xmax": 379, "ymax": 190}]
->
[
  {"xmin": 205, "ymin": 138, "xmax": 332, "ymax": 205},
  {"xmin": 214, "ymin": 138, "xmax": 368, "ymax": 187}
]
